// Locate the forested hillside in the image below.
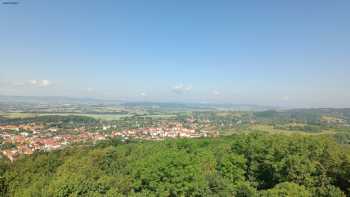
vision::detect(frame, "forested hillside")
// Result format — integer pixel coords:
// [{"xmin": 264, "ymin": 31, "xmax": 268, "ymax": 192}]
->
[{"xmin": 1, "ymin": 133, "xmax": 350, "ymax": 197}]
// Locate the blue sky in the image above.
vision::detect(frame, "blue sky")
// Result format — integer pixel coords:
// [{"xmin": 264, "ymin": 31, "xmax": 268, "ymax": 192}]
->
[{"xmin": 0, "ymin": 0, "xmax": 349, "ymax": 107}]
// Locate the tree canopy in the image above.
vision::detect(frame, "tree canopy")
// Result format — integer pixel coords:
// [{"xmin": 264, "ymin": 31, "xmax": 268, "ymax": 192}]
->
[{"xmin": 1, "ymin": 132, "xmax": 349, "ymax": 196}]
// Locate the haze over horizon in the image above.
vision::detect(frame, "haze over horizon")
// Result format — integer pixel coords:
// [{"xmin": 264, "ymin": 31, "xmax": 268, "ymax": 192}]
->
[{"xmin": 1, "ymin": 1, "xmax": 350, "ymax": 108}]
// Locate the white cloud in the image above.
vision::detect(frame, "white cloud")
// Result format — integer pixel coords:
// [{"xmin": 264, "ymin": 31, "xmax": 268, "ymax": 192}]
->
[
  {"xmin": 212, "ymin": 90, "xmax": 221, "ymax": 96},
  {"xmin": 86, "ymin": 88, "xmax": 94, "ymax": 92},
  {"xmin": 140, "ymin": 92, "xmax": 147, "ymax": 97},
  {"xmin": 29, "ymin": 80, "xmax": 51, "ymax": 87},
  {"xmin": 0, "ymin": 80, "xmax": 52, "ymax": 88},
  {"xmin": 282, "ymin": 96, "xmax": 289, "ymax": 101},
  {"xmin": 172, "ymin": 84, "xmax": 192, "ymax": 94}
]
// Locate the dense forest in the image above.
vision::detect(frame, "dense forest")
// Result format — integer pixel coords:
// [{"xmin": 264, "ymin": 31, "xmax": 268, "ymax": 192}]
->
[{"xmin": 0, "ymin": 133, "xmax": 349, "ymax": 197}]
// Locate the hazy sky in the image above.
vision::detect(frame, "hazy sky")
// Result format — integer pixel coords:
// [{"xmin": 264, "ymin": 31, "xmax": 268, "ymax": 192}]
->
[{"xmin": 1, "ymin": 0, "xmax": 350, "ymax": 107}]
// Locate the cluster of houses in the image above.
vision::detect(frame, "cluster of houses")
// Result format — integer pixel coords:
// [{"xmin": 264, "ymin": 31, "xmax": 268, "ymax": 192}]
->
[
  {"xmin": 111, "ymin": 126, "xmax": 210, "ymax": 140},
  {"xmin": 0, "ymin": 123, "xmax": 215, "ymax": 162},
  {"xmin": 0, "ymin": 130, "xmax": 107, "ymax": 162}
]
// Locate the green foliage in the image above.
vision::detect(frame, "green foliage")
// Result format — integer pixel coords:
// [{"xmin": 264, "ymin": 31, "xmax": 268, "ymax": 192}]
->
[
  {"xmin": 260, "ymin": 182, "xmax": 312, "ymax": 197},
  {"xmin": 1, "ymin": 133, "xmax": 350, "ymax": 196},
  {"xmin": 334, "ymin": 132, "xmax": 350, "ymax": 144}
]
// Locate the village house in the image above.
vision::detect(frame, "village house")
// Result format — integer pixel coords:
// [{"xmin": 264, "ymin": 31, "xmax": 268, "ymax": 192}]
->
[{"xmin": 2, "ymin": 149, "xmax": 19, "ymax": 162}]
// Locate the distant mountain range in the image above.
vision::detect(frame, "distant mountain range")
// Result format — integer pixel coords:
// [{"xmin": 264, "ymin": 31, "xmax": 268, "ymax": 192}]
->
[
  {"xmin": 121, "ymin": 102, "xmax": 281, "ymax": 111},
  {"xmin": 4, "ymin": 95, "xmax": 347, "ymax": 112},
  {"xmin": 0, "ymin": 95, "xmax": 122, "ymax": 105},
  {"xmin": 0, "ymin": 95, "xmax": 281, "ymax": 111}
]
